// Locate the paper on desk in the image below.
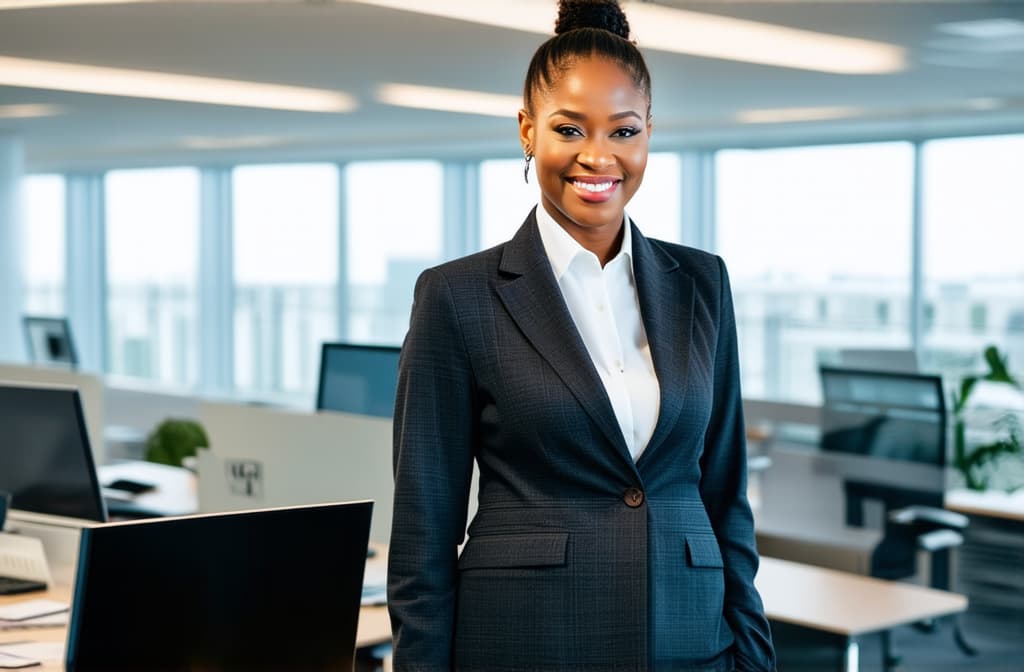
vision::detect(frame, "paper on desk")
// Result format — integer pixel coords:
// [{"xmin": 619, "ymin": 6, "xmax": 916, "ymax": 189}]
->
[
  {"xmin": 0, "ymin": 641, "xmax": 64, "ymax": 667},
  {"xmin": 0, "ymin": 612, "xmax": 68, "ymax": 630},
  {"xmin": 0, "ymin": 651, "xmax": 40, "ymax": 669},
  {"xmin": 0, "ymin": 600, "xmax": 68, "ymax": 622},
  {"xmin": 361, "ymin": 564, "xmax": 387, "ymax": 606}
]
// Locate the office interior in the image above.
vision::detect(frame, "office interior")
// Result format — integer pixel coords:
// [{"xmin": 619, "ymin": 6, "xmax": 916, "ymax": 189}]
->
[{"xmin": 1, "ymin": 1, "xmax": 1023, "ymax": 670}]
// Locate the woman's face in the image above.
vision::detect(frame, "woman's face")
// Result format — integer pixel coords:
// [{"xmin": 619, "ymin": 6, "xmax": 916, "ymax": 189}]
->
[{"xmin": 520, "ymin": 56, "xmax": 651, "ymax": 239}]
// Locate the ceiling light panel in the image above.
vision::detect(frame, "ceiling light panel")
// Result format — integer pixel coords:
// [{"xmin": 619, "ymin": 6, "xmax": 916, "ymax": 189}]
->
[
  {"xmin": 0, "ymin": 56, "xmax": 358, "ymax": 112},
  {"xmin": 377, "ymin": 83, "xmax": 521, "ymax": 117}
]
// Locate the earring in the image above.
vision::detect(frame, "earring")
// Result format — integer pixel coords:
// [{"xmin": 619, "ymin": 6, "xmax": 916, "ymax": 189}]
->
[{"xmin": 523, "ymin": 151, "xmax": 533, "ymax": 184}]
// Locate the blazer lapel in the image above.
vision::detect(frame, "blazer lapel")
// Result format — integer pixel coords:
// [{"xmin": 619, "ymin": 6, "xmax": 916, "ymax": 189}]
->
[
  {"xmin": 631, "ymin": 224, "xmax": 694, "ymax": 466},
  {"xmin": 496, "ymin": 211, "xmax": 635, "ymax": 470}
]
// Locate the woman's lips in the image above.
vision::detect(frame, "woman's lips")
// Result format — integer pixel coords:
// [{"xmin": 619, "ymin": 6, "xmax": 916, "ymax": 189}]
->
[{"xmin": 567, "ymin": 177, "xmax": 621, "ymax": 203}]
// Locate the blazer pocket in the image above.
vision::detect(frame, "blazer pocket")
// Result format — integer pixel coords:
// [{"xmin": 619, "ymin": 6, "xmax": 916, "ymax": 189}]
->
[
  {"xmin": 685, "ymin": 533, "xmax": 724, "ymax": 568},
  {"xmin": 458, "ymin": 531, "xmax": 568, "ymax": 570}
]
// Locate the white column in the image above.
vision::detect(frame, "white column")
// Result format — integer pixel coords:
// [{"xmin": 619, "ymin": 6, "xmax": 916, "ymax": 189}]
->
[
  {"xmin": 0, "ymin": 135, "xmax": 26, "ymax": 363},
  {"xmin": 199, "ymin": 167, "xmax": 234, "ymax": 394},
  {"xmin": 680, "ymin": 150, "xmax": 716, "ymax": 252},
  {"xmin": 65, "ymin": 173, "xmax": 107, "ymax": 372}
]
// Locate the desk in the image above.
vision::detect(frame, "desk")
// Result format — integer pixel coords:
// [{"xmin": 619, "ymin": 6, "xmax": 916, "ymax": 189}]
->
[
  {"xmin": 98, "ymin": 460, "xmax": 198, "ymax": 517},
  {"xmin": 757, "ymin": 556, "xmax": 967, "ymax": 672},
  {"xmin": 946, "ymin": 488, "xmax": 1024, "ymax": 522}
]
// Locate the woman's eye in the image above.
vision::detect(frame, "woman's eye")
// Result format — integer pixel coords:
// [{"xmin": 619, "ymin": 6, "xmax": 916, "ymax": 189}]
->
[
  {"xmin": 556, "ymin": 126, "xmax": 582, "ymax": 137},
  {"xmin": 613, "ymin": 127, "xmax": 641, "ymax": 138}
]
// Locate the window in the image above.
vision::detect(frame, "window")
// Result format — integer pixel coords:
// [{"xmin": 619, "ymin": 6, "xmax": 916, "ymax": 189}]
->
[
  {"xmin": 922, "ymin": 135, "xmax": 1024, "ymax": 379},
  {"xmin": 21, "ymin": 175, "xmax": 65, "ymax": 315},
  {"xmin": 479, "ymin": 158, "xmax": 538, "ymax": 249},
  {"xmin": 626, "ymin": 152, "xmax": 682, "ymax": 244},
  {"xmin": 716, "ymin": 142, "xmax": 915, "ymax": 402},
  {"xmin": 106, "ymin": 168, "xmax": 200, "ymax": 386},
  {"xmin": 345, "ymin": 161, "xmax": 444, "ymax": 345},
  {"xmin": 233, "ymin": 163, "xmax": 339, "ymax": 397}
]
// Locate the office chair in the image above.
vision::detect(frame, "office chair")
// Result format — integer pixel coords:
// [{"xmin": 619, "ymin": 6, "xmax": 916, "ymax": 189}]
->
[
  {"xmin": 820, "ymin": 367, "xmax": 978, "ymax": 670},
  {"xmin": 857, "ymin": 492, "xmax": 979, "ymax": 669}
]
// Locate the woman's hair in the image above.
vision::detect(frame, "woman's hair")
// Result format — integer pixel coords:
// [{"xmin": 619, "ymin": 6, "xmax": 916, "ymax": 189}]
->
[{"xmin": 523, "ymin": 0, "xmax": 652, "ymax": 118}]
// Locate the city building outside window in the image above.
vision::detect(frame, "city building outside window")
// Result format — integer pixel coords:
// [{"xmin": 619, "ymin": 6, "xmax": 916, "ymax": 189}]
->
[
  {"xmin": 233, "ymin": 163, "xmax": 339, "ymax": 397},
  {"xmin": 106, "ymin": 167, "xmax": 199, "ymax": 386},
  {"xmin": 344, "ymin": 161, "xmax": 444, "ymax": 346},
  {"xmin": 921, "ymin": 134, "xmax": 1024, "ymax": 380},
  {"xmin": 716, "ymin": 142, "xmax": 915, "ymax": 403},
  {"xmin": 21, "ymin": 174, "xmax": 65, "ymax": 315}
]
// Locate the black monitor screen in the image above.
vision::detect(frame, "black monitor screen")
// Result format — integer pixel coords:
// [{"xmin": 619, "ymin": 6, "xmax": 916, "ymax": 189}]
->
[
  {"xmin": 67, "ymin": 501, "xmax": 372, "ymax": 671},
  {"xmin": 23, "ymin": 316, "xmax": 78, "ymax": 368},
  {"xmin": 819, "ymin": 366, "xmax": 946, "ymax": 467},
  {"xmin": 316, "ymin": 343, "xmax": 400, "ymax": 418},
  {"xmin": 0, "ymin": 385, "xmax": 106, "ymax": 522}
]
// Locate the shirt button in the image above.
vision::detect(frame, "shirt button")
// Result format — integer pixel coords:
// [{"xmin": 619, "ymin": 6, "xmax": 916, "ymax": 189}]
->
[
  {"xmin": 596, "ymin": 303, "xmax": 605, "ymax": 312},
  {"xmin": 624, "ymin": 487, "xmax": 645, "ymax": 508}
]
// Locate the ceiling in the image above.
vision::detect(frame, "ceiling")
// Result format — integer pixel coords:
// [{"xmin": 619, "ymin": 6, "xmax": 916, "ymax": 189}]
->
[{"xmin": 1, "ymin": 0, "xmax": 1023, "ymax": 171}]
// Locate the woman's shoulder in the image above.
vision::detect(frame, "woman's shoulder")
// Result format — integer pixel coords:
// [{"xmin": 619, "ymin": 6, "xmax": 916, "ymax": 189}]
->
[
  {"xmin": 643, "ymin": 236, "xmax": 726, "ymax": 280},
  {"xmin": 417, "ymin": 242, "xmax": 508, "ymax": 289}
]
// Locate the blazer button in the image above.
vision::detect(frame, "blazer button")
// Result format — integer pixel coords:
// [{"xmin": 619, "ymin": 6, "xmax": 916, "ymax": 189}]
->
[{"xmin": 624, "ymin": 487, "xmax": 645, "ymax": 508}]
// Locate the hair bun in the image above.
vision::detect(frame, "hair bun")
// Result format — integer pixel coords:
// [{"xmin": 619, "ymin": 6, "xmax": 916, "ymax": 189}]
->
[{"xmin": 554, "ymin": 0, "xmax": 630, "ymax": 40}]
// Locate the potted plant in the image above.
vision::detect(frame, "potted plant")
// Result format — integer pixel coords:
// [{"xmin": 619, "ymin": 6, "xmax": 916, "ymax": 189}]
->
[
  {"xmin": 951, "ymin": 345, "xmax": 1023, "ymax": 491},
  {"xmin": 145, "ymin": 418, "xmax": 209, "ymax": 468}
]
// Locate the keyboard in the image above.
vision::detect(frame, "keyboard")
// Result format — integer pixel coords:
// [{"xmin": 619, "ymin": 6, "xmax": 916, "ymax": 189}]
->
[{"xmin": 0, "ymin": 575, "xmax": 46, "ymax": 596}]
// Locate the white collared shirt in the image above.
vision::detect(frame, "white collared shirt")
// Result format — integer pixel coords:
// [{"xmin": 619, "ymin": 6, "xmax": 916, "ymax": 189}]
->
[{"xmin": 535, "ymin": 203, "xmax": 661, "ymax": 461}]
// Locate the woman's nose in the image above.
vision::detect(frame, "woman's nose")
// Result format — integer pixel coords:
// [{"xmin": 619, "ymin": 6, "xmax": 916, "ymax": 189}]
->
[{"xmin": 576, "ymin": 138, "xmax": 615, "ymax": 171}]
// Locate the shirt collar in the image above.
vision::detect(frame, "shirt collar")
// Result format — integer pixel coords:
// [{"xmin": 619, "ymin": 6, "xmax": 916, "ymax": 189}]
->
[{"xmin": 535, "ymin": 202, "xmax": 634, "ymax": 280}]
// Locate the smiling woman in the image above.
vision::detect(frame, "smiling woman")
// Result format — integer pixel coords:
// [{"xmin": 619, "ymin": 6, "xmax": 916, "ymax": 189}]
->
[
  {"xmin": 519, "ymin": 55, "xmax": 651, "ymax": 263},
  {"xmin": 387, "ymin": 1, "xmax": 776, "ymax": 670}
]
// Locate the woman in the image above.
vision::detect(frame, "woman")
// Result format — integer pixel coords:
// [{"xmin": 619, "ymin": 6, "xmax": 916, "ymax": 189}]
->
[{"xmin": 388, "ymin": 1, "xmax": 775, "ymax": 670}]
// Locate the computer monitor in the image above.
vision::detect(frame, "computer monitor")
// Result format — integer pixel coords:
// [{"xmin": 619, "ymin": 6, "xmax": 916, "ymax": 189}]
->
[
  {"xmin": 0, "ymin": 384, "xmax": 107, "ymax": 522},
  {"xmin": 316, "ymin": 342, "xmax": 400, "ymax": 418},
  {"xmin": 819, "ymin": 366, "xmax": 946, "ymax": 468},
  {"xmin": 66, "ymin": 501, "xmax": 372, "ymax": 672},
  {"xmin": 22, "ymin": 315, "xmax": 78, "ymax": 368}
]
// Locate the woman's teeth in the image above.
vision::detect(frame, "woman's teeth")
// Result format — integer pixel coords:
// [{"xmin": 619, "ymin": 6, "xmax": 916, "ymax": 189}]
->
[{"xmin": 573, "ymin": 180, "xmax": 614, "ymax": 193}]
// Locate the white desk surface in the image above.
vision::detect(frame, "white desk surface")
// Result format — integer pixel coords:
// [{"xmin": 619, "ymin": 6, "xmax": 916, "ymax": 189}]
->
[
  {"xmin": 98, "ymin": 460, "xmax": 199, "ymax": 517},
  {"xmin": 757, "ymin": 556, "xmax": 967, "ymax": 637},
  {"xmin": 945, "ymin": 488, "xmax": 1024, "ymax": 522}
]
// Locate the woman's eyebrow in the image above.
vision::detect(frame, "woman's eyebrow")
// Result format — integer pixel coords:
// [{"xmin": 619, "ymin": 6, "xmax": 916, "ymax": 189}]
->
[{"xmin": 547, "ymin": 108, "xmax": 643, "ymax": 122}]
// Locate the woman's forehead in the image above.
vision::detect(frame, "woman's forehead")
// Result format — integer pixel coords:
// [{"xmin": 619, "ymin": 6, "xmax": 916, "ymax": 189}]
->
[{"xmin": 537, "ymin": 57, "xmax": 647, "ymax": 112}]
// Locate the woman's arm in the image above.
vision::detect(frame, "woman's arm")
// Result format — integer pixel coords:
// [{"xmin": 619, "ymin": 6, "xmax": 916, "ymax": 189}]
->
[
  {"xmin": 388, "ymin": 268, "xmax": 477, "ymax": 672},
  {"xmin": 699, "ymin": 256, "xmax": 777, "ymax": 672}
]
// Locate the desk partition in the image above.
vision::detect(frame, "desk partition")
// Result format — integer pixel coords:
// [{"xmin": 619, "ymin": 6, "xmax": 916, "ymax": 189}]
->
[{"xmin": 198, "ymin": 401, "xmax": 394, "ymax": 543}]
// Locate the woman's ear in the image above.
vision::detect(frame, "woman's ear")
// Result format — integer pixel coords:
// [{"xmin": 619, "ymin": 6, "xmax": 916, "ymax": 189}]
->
[{"xmin": 518, "ymin": 108, "xmax": 535, "ymax": 154}]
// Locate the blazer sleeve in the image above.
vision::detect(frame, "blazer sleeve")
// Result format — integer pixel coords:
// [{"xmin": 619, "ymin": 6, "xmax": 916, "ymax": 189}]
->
[
  {"xmin": 699, "ymin": 257, "xmax": 777, "ymax": 672},
  {"xmin": 388, "ymin": 268, "xmax": 477, "ymax": 671}
]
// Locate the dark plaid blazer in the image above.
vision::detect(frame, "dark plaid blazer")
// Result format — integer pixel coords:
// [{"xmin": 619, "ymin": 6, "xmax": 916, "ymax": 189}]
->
[{"xmin": 388, "ymin": 210, "xmax": 775, "ymax": 672}]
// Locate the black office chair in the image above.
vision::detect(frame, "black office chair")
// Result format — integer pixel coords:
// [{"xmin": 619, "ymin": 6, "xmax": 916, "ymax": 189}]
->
[
  {"xmin": 820, "ymin": 366, "xmax": 979, "ymax": 671},
  {"xmin": 847, "ymin": 482, "xmax": 979, "ymax": 669}
]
